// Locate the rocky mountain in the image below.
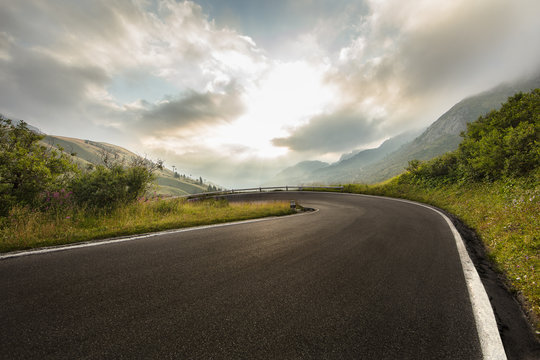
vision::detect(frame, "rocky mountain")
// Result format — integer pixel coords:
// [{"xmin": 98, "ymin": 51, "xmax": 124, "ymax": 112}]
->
[{"xmin": 272, "ymin": 74, "xmax": 540, "ymax": 185}]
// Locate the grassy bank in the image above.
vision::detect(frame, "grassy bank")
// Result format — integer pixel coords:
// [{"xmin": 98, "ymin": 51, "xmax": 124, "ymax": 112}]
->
[
  {"xmin": 0, "ymin": 198, "xmax": 295, "ymax": 253},
  {"xmin": 342, "ymin": 175, "xmax": 539, "ymax": 330}
]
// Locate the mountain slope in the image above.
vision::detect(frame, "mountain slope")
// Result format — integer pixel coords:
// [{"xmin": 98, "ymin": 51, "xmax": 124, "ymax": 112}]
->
[
  {"xmin": 273, "ymin": 74, "xmax": 540, "ymax": 185},
  {"xmin": 311, "ymin": 129, "xmax": 423, "ymax": 184},
  {"xmin": 270, "ymin": 160, "xmax": 329, "ymax": 185},
  {"xmin": 355, "ymin": 74, "xmax": 540, "ymax": 183},
  {"xmin": 269, "ymin": 129, "xmax": 421, "ymax": 185},
  {"xmin": 42, "ymin": 135, "xmax": 211, "ymax": 195}
]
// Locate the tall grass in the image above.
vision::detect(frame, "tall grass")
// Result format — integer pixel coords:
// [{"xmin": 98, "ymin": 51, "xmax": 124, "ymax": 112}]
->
[
  {"xmin": 342, "ymin": 176, "xmax": 539, "ymax": 331},
  {"xmin": 0, "ymin": 198, "xmax": 295, "ymax": 253}
]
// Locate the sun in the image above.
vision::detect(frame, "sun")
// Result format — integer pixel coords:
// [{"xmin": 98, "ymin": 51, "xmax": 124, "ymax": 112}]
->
[{"xmin": 205, "ymin": 61, "xmax": 339, "ymax": 158}]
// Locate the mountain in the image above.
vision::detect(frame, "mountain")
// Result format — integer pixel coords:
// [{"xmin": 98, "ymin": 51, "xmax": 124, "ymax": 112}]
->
[
  {"xmin": 310, "ymin": 129, "xmax": 423, "ymax": 184},
  {"xmin": 269, "ymin": 129, "xmax": 421, "ymax": 185},
  {"xmin": 41, "ymin": 135, "xmax": 213, "ymax": 196},
  {"xmin": 272, "ymin": 74, "xmax": 540, "ymax": 185},
  {"xmin": 355, "ymin": 74, "xmax": 540, "ymax": 183},
  {"xmin": 270, "ymin": 160, "xmax": 329, "ymax": 185}
]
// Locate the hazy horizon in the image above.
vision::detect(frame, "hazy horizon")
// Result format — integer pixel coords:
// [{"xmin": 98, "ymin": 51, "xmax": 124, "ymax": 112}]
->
[{"xmin": 2, "ymin": 0, "xmax": 540, "ymax": 188}]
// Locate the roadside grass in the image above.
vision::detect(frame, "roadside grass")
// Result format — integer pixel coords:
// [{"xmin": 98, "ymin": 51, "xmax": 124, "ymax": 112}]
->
[
  {"xmin": 341, "ymin": 176, "xmax": 539, "ymax": 331},
  {"xmin": 0, "ymin": 198, "xmax": 295, "ymax": 253}
]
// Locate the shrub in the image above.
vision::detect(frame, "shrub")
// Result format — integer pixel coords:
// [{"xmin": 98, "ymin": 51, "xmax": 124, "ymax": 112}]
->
[
  {"xmin": 0, "ymin": 117, "xmax": 77, "ymax": 216},
  {"xmin": 70, "ymin": 163, "xmax": 156, "ymax": 209}
]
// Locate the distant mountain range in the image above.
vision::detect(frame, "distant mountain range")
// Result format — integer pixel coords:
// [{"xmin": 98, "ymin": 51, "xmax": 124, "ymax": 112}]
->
[
  {"xmin": 271, "ymin": 74, "xmax": 540, "ymax": 185},
  {"xmin": 39, "ymin": 135, "xmax": 213, "ymax": 196}
]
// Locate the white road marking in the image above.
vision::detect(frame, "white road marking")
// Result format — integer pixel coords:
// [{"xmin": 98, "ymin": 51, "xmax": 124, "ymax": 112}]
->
[
  {"xmin": 355, "ymin": 194, "xmax": 507, "ymax": 360},
  {"xmin": 0, "ymin": 209, "xmax": 318, "ymax": 261}
]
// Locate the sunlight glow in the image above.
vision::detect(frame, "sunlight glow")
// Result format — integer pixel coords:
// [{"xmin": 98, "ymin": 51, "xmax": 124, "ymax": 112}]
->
[{"xmin": 208, "ymin": 61, "xmax": 338, "ymax": 158}]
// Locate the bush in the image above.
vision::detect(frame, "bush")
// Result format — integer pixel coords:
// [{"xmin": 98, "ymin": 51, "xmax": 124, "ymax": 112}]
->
[
  {"xmin": 0, "ymin": 117, "xmax": 77, "ymax": 216},
  {"xmin": 70, "ymin": 164, "xmax": 156, "ymax": 209}
]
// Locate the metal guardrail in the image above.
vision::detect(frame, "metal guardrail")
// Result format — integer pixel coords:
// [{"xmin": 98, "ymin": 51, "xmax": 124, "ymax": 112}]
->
[{"xmin": 180, "ymin": 185, "xmax": 344, "ymax": 199}]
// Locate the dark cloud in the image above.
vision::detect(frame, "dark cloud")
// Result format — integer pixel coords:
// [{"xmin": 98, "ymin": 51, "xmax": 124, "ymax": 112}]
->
[
  {"xmin": 0, "ymin": 38, "xmax": 109, "ymax": 127},
  {"xmin": 394, "ymin": 1, "xmax": 535, "ymax": 95},
  {"xmin": 272, "ymin": 109, "xmax": 381, "ymax": 153},
  {"xmin": 136, "ymin": 86, "xmax": 245, "ymax": 134}
]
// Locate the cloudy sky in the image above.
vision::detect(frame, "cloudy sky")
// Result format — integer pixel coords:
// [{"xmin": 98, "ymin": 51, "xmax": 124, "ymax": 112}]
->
[{"xmin": 1, "ymin": 0, "xmax": 540, "ymax": 187}]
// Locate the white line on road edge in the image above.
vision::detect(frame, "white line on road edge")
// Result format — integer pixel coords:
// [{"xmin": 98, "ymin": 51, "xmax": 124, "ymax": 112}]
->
[
  {"xmin": 0, "ymin": 209, "xmax": 318, "ymax": 261},
  {"xmin": 354, "ymin": 194, "xmax": 507, "ymax": 360}
]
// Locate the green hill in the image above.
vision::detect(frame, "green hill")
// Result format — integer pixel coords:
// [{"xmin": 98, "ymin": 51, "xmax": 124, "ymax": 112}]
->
[{"xmin": 41, "ymin": 135, "xmax": 212, "ymax": 196}]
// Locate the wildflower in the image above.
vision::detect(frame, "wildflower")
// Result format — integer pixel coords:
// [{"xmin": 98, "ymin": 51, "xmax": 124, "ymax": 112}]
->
[{"xmin": 66, "ymin": 216, "xmax": 71, "ymax": 219}]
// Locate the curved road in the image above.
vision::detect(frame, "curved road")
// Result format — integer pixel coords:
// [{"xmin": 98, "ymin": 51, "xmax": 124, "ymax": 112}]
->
[{"xmin": 1, "ymin": 192, "xmax": 505, "ymax": 359}]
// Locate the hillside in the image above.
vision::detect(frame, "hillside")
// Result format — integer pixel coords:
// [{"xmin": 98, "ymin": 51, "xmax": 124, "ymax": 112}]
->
[
  {"xmin": 356, "ymin": 74, "xmax": 540, "ymax": 183},
  {"xmin": 270, "ymin": 160, "xmax": 329, "ymax": 185},
  {"xmin": 273, "ymin": 74, "xmax": 540, "ymax": 185},
  {"xmin": 42, "ymin": 135, "xmax": 212, "ymax": 196},
  {"xmin": 269, "ymin": 129, "xmax": 421, "ymax": 185},
  {"xmin": 311, "ymin": 129, "xmax": 423, "ymax": 184}
]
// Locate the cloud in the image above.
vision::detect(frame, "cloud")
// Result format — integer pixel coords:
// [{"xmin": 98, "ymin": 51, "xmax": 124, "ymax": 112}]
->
[
  {"xmin": 2, "ymin": 0, "xmax": 540, "ymax": 187},
  {"xmin": 0, "ymin": 0, "xmax": 266, "ymax": 137},
  {"xmin": 321, "ymin": 0, "xmax": 540, "ymax": 136},
  {"xmin": 272, "ymin": 108, "xmax": 382, "ymax": 153},
  {"xmin": 135, "ymin": 85, "xmax": 245, "ymax": 135},
  {"xmin": 0, "ymin": 33, "xmax": 111, "ymax": 135}
]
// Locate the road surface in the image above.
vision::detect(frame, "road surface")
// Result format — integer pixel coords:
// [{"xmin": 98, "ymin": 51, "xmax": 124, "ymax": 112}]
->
[{"xmin": 1, "ymin": 192, "xmax": 507, "ymax": 359}]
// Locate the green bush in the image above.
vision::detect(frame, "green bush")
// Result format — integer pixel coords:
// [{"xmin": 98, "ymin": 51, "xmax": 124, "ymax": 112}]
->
[
  {"xmin": 0, "ymin": 116, "xmax": 159, "ymax": 215},
  {"xmin": 0, "ymin": 117, "xmax": 76, "ymax": 215},
  {"xmin": 70, "ymin": 164, "xmax": 155, "ymax": 209}
]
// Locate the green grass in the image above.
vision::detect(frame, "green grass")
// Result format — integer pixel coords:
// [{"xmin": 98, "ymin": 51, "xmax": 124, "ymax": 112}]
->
[
  {"xmin": 340, "ymin": 175, "xmax": 539, "ymax": 331},
  {"xmin": 0, "ymin": 198, "xmax": 295, "ymax": 253}
]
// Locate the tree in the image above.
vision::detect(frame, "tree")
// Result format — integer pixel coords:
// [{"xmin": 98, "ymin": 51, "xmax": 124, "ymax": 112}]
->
[{"xmin": 0, "ymin": 117, "xmax": 76, "ymax": 215}]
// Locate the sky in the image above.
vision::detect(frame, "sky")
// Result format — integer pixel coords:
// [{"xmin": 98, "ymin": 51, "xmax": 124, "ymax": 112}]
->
[{"xmin": 1, "ymin": 0, "xmax": 540, "ymax": 187}]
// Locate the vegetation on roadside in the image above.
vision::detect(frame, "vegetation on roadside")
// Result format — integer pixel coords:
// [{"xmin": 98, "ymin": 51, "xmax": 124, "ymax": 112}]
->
[
  {"xmin": 0, "ymin": 117, "xmax": 294, "ymax": 253},
  {"xmin": 0, "ymin": 198, "xmax": 294, "ymax": 253},
  {"xmin": 341, "ymin": 89, "xmax": 540, "ymax": 330}
]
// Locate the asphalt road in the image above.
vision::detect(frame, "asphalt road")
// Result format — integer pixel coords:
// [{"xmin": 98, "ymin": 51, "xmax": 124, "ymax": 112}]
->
[{"xmin": 1, "ymin": 192, "xmax": 502, "ymax": 359}]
